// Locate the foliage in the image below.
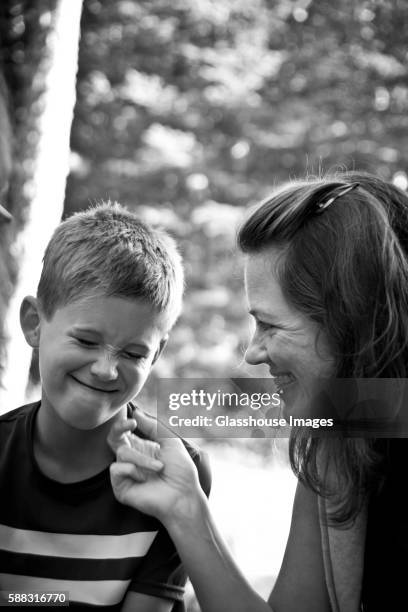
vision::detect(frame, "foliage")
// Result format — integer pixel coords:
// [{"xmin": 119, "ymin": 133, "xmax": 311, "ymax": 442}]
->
[{"xmin": 66, "ymin": 0, "xmax": 408, "ymax": 388}]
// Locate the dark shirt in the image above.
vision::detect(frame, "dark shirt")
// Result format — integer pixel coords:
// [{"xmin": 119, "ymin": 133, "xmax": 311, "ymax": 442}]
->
[
  {"xmin": 362, "ymin": 439, "xmax": 408, "ymax": 611},
  {"xmin": 0, "ymin": 402, "xmax": 211, "ymax": 611}
]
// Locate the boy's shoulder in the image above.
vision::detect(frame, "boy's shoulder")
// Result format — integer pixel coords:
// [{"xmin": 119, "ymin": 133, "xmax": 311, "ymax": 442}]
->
[
  {"xmin": 0, "ymin": 402, "xmax": 38, "ymax": 427},
  {"xmin": 181, "ymin": 437, "xmax": 212, "ymax": 497},
  {"xmin": 0, "ymin": 402, "xmax": 38, "ymax": 446}
]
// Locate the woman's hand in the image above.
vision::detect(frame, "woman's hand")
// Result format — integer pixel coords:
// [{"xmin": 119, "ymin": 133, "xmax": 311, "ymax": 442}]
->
[
  {"xmin": 109, "ymin": 411, "xmax": 274, "ymax": 612},
  {"xmin": 109, "ymin": 409, "xmax": 204, "ymax": 526},
  {"xmin": 107, "ymin": 415, "xmax": 163, "ymax": 482}
]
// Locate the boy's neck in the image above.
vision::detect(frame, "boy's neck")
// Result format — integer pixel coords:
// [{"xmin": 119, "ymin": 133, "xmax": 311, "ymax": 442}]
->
[{"xmin": 33, "ymin": 401, "xmax": 127, "ymax": 484}]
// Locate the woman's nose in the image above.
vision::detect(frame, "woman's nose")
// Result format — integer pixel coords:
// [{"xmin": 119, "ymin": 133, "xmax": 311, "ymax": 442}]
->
[
  {"xmin": 90, "ymin": 351, "xmax": 119, "ymax": 380},
  {"xmin": 245, "ymin": 332, "xmax": 268, "ymax": 365}
]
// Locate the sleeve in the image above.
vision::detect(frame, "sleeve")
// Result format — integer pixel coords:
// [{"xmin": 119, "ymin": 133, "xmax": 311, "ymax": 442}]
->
[
  {"xmin": 127, "ymin": 525, "xmax": 187, "ymax": 604},
  {"xmin": 182, "ymin": 438, "xmax": 212, "ymax": 498},
  {"xmin": 127, "ymin": 441, "xmax": 212, "ymax": 607}
]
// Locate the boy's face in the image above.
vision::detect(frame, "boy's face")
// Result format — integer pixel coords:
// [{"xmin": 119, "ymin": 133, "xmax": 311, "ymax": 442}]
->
[{"xmin": 24, "ymin": 296, "xmax": 167, "ymax": 430}]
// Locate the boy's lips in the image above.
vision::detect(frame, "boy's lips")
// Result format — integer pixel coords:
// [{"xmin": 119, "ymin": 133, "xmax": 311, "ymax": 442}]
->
[{"xmin": 70, "ymin": 375, "xmax": 118, "ymax": 394}]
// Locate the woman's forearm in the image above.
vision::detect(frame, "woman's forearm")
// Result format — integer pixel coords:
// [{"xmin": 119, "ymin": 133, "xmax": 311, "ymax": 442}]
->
[
  {"xmin": 165, "ymin": 491, "xmax": 273, "ymax": 612},
  {"xmin": 109, "ymin": 407, "xmax": 330, "ymax": 611}
]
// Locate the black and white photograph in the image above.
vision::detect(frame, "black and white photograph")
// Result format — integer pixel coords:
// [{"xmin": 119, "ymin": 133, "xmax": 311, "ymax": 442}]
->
[{"xmin": 0, "ymin": 1, "xmax": 407, "ymax": 610}]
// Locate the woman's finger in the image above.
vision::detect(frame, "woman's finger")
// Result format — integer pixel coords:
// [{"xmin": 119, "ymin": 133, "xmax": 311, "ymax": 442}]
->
[
  {"xmin": 132, "ymin": 408, "xmax": 159, "ymax": 440},
  {"xmin": 107, "ymin": 418, "xmax": 137, "ymax": 453},
  {"xmin": 132, "ymin": 407, "xmax": 177, "ymax": 440},
  {"xmin": 126, "ymin": 432, "xmax": 161, "ymax": 458},
  {"xmin": 110, "ymin": 461, "xmax": 148, "ymax": 487},
  {"xmin": 117, "ymin": 445, "xmax": 164, "ymax": 472}
]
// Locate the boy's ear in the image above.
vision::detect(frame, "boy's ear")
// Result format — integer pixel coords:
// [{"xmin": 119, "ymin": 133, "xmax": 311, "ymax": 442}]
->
[
  {"xmin": 20, "ymin": 296, "xmax": 42, "ymax": 348},
  {"xmin": 152, "ymin": 336, "xmax": 168, "ymax": 365}
]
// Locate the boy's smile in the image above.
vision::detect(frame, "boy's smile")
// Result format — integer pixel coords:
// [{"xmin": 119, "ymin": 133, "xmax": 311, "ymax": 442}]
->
[
  {"xmin": 27, "ymin": 295, "xmax": 167, "ymax": 431},
  {"xmin": 69, "ymin": 375, "xmax": 118, "ymax": 394}
]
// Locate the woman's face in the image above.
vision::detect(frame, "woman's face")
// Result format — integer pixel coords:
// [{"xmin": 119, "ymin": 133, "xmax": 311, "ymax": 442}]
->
[{"xmin": 244, "ymin": 249, "xmax": 335, "ymax": 417}]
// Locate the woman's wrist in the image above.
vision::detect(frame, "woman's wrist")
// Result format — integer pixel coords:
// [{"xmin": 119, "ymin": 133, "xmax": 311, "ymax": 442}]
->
[{"xmin": 164, "ymin": 487, "xmax": 209, "ymax": 535}]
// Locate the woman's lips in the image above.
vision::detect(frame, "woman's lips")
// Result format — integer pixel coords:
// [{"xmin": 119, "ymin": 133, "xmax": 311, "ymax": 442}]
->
[{"xmin": 270, "ymin": 372, "xmax": 296, "ymax": 394}]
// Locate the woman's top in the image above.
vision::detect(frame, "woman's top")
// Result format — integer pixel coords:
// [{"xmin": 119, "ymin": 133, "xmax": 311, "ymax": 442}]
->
[{"xmin": 361, "ymin": 439, "xmax": 408, "ymax": 610}]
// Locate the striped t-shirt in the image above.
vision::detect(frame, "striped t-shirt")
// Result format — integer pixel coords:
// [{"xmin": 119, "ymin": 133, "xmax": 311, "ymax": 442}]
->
[{"xmin": 0, "ymin": 402, "xmax": 211, "ymax": 610}]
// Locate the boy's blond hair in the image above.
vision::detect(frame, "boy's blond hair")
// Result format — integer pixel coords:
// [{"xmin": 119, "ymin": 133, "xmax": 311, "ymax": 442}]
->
[{"xmin": 37, "ymin": 202, "xmax": 184, "ymax": 329}]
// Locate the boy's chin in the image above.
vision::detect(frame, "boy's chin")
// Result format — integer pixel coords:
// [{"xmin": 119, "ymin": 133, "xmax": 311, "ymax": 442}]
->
[{"xmin": 54, "ymin": 402, "xmax": 127, "ymax": 431}]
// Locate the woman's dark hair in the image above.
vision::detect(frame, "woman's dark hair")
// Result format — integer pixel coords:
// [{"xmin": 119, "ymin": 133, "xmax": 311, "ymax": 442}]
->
[{"xmin": 238, "ymin": 171, "xmax": 408, "ymax": 523}]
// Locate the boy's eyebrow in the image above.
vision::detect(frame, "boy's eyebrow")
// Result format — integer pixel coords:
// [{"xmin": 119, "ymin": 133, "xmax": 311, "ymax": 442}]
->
[
  {"xmin": 71, "ymin": 325, "xmax": 101, "ymax": 335},
  {"xmin": 70, "ymin": 326, "xmax": 151, "ymax": 351}
]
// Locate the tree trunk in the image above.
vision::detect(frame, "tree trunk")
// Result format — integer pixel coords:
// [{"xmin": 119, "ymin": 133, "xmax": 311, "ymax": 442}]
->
[{"xmin": 0, "ymin": 0, "xmax": 83, "ymax": 413}]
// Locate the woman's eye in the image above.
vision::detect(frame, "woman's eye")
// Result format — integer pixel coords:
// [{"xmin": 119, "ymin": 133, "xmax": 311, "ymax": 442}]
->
[{"xmin": 256, "ymin": 320, "xmax": 274, "ymax": 332}]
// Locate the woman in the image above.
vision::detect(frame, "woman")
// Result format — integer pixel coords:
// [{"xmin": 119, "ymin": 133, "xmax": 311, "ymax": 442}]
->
[{"xmin": 110, "ymin": 172, "xmax": 408, "ymax": 612}]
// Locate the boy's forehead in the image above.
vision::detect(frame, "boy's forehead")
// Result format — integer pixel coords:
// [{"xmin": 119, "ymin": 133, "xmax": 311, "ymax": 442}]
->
[{"xmin": 51, "ymin": 295, "xmax": 167, "ymax": 343}]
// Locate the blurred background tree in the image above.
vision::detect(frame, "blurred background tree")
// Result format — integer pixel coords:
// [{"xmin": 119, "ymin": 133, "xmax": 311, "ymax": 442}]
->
[{"xmin": 65, "ymin": 0, "xmax": 408, "ymax": 391}]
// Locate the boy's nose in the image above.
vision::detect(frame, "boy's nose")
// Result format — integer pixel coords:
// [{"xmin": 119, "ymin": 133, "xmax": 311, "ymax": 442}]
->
[
  {"xmin": 245, "ymin": 332, "xmax": 268, "ymax": 366},
  {"xmin": 90, "ymin": 352, "xmax": 119, "ymax": 381}
]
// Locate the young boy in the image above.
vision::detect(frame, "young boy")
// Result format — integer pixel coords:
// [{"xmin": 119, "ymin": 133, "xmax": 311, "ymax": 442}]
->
[{"xmin": 0, "ymin": 203, "xmax": 210, "ymax": 611}]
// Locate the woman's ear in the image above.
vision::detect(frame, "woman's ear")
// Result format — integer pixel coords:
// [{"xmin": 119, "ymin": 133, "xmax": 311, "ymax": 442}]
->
[{"xmin": 20, "ymin": 296, "xmax": 42, "ymax": 348}]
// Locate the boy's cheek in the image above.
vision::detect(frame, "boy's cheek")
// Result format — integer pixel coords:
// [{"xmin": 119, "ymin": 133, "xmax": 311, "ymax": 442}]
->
[{"xmin": 126, "ymin": 370, "xmax": 151, "ymax": 399}]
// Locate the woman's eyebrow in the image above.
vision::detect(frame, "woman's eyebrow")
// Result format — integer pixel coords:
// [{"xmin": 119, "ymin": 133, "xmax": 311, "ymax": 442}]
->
[{"xmin": 248, "ymin": 309, "xmax": 276, "ymax": 321}]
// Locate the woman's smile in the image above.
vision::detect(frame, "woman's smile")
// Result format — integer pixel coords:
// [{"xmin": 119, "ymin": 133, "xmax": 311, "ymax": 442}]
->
[{"xmin": 244, "ymin": 249, "xmax": 335, "ymax": 416}]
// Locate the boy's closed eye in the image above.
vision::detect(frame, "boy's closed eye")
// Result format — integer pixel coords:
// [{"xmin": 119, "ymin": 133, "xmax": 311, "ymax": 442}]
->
[
  {"xmin": 72, "ymin": 335, "xmax": 147, "ymax": 362},
  {"xmin": 75, "ymin": 336, "xmax": 97, "ymax": 347},
  {"xmin": 122, "ymin": 351, "xmax": 145, "ymax": 361}
]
